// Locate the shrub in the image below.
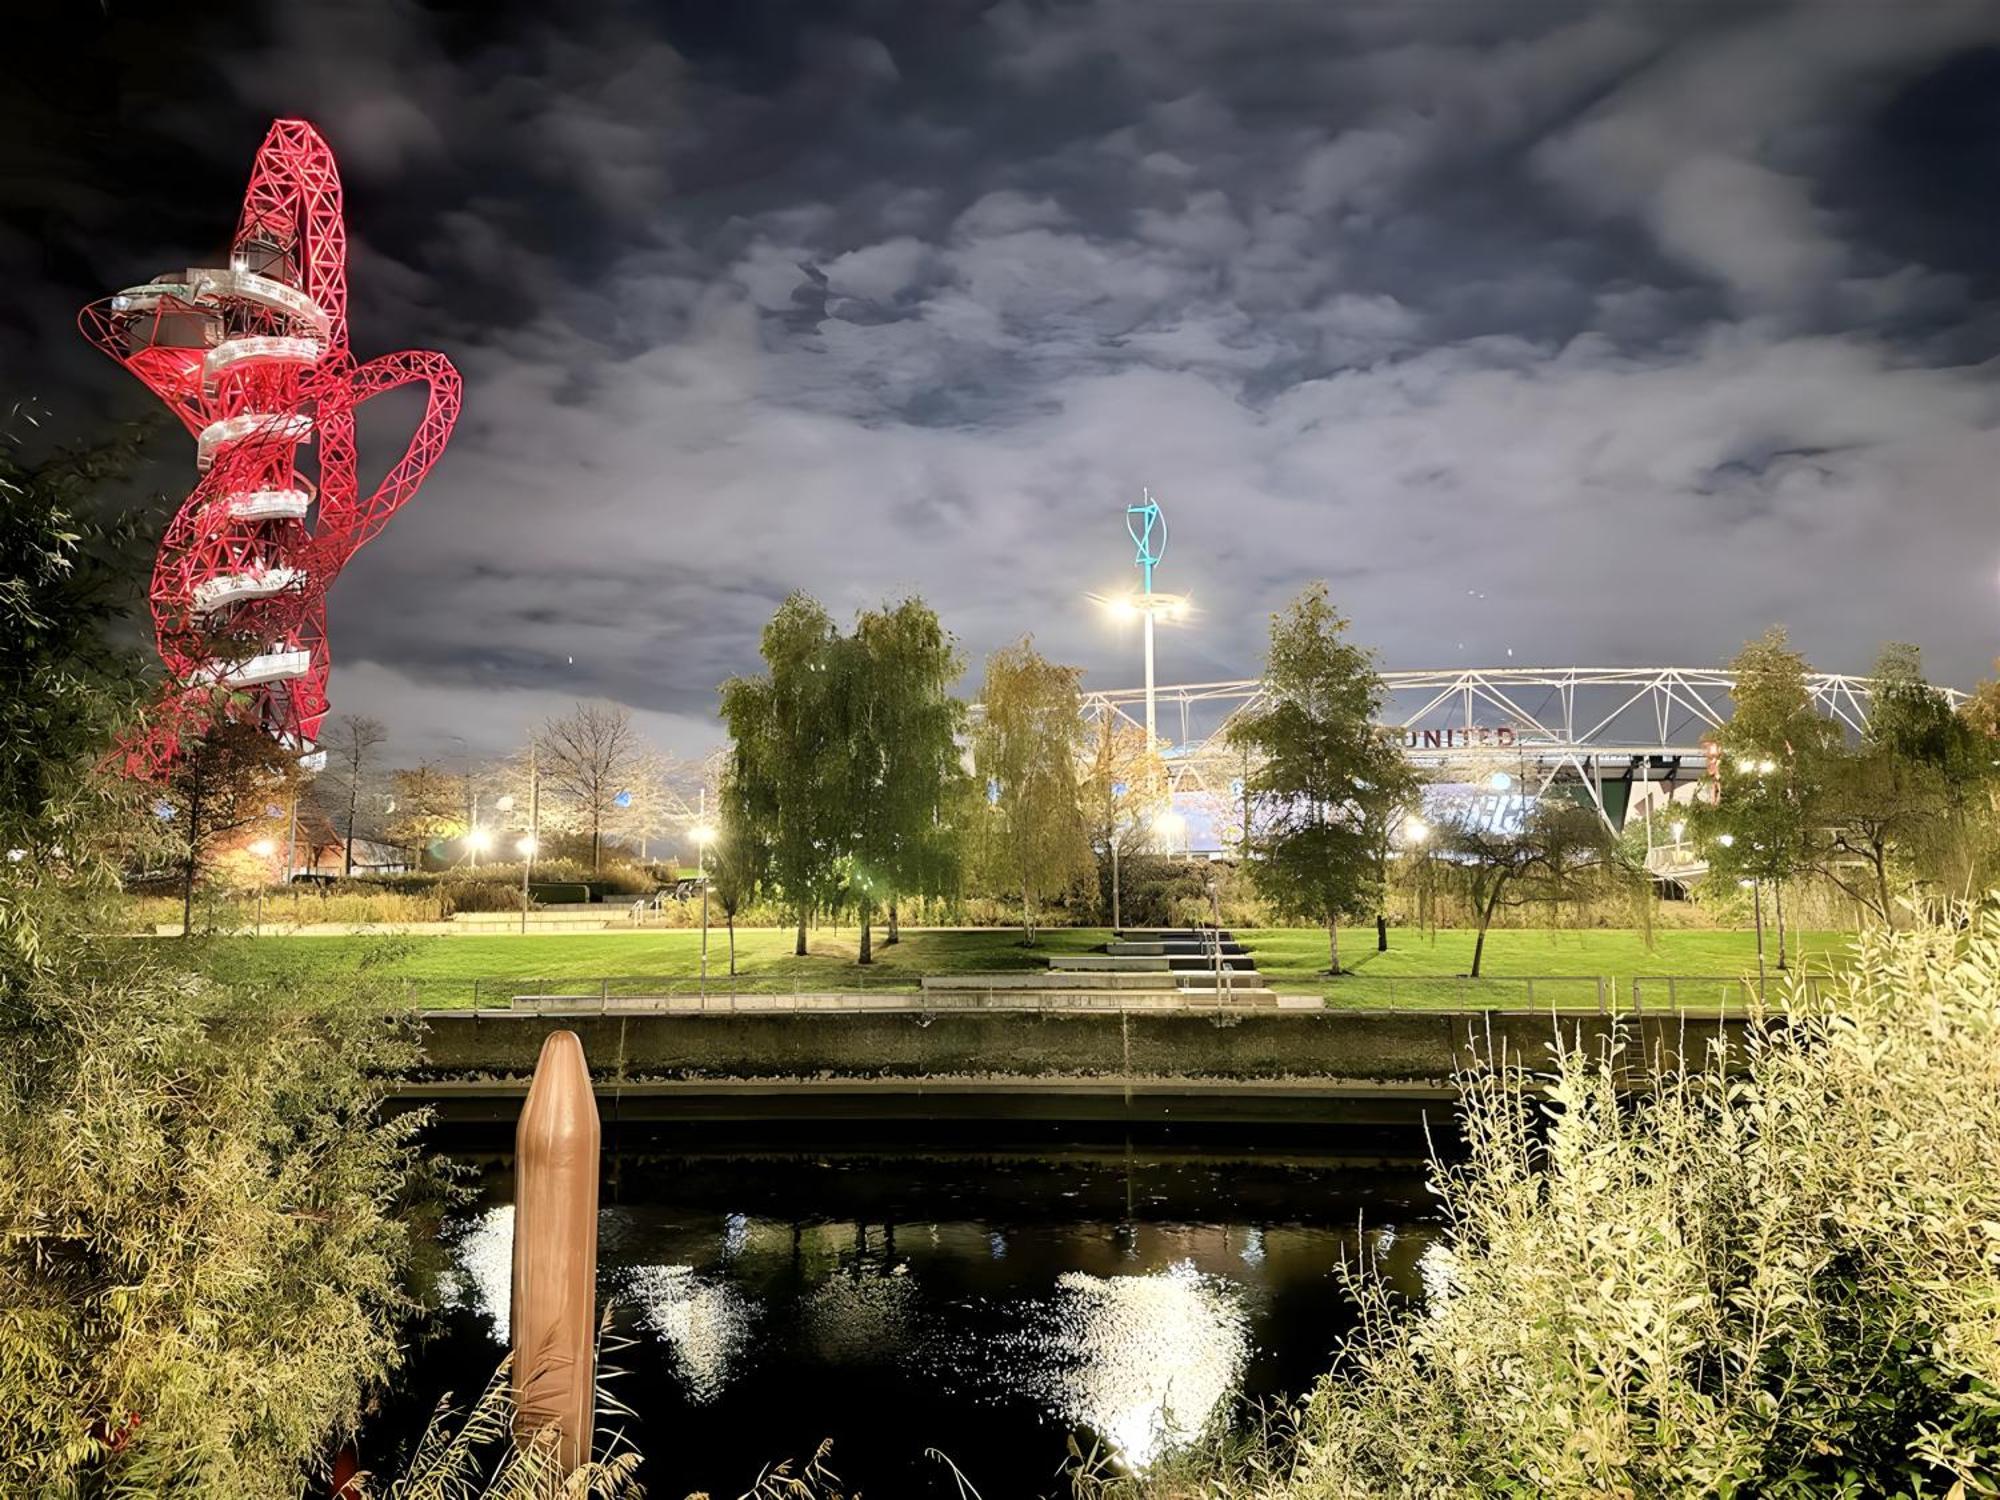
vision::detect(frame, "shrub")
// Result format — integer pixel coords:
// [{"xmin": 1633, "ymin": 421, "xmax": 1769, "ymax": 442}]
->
[
  {"xmin": 0, "ymin": 949, "xmax": 437, "ymax": 1497},
  {"xmin": 1095, "ymin": 918, "xmax": 2000, "ymax": 1497}
]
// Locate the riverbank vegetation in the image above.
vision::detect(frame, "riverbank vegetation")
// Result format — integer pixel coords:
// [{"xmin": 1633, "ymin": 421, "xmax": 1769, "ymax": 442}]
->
[
  {"xmin": 1083, "ymin": 918, "xmax": 2000, "ymax": 1499},
  {"xmin": 0, "ymin": 429, "xmax": 449, "ymax": 1496}
]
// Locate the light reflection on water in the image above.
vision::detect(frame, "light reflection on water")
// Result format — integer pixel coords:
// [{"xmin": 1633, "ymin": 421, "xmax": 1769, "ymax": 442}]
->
[
  {"xmin": 439, "ymin": 1189, "xmax": 1423, "ymax": 1483},
  {"xmin": 1009, "ymin": 1260, "xmax": 1250, "ymax": 1468}
]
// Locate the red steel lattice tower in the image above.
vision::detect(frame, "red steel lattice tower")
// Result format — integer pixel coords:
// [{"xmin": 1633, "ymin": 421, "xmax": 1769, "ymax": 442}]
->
[{"xmin": 80, "ymin": 118, "xmax": 460, "ymax": 773}]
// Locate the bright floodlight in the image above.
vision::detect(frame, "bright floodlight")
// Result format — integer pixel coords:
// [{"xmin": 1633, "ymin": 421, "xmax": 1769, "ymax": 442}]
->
[
  {"xmin": 1095, "ymin": 592, "xmax": 1138, "ymax": 620},
  {"xmin": 466, "ymin": 828, "xmax": 493, "ymax": 853},
  {"xmin": 691, "ymin": 823, "xmax": 718, "ymax": 846},
  {"xmin": 1153, "ymin": 809, "xmax": 1186, "ymax": 838},
  {"xmin": 517, "ymin": 836, "xmax": 537, "ymax": 857},
  {"xmin": 1401, "ymin": 816, "xmax": 1430, "ymax": 845},
  {"xmin": 249, "ymin": 838, "xmax": 276, "ymax": 857}
]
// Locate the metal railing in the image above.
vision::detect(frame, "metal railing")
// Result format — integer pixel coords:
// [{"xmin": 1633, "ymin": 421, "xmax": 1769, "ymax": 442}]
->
[
  {"xmin": 1627, "ymin": 974, "xmax": 1828, "ymax": 1012},
  {"xmin": 481, "ymin": 987, "xmax": 1283, "ymax": 1017},
  {"xmin": 1322, "ymin": 974, "xmax": 1611, "ymax": 1012}
]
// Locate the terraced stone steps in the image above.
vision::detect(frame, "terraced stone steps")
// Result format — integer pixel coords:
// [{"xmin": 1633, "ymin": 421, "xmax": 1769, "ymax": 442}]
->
[{"xmin": 915, "ymin": 926, "xmax": 1279, "ymax": 1007}]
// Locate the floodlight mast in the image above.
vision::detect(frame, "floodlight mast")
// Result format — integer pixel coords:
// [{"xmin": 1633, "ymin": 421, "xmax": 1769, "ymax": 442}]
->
[
  {"xmin": 79, "ymin": 119, "xmax": 461, "ymax": 776},
  {"xmin": 1120, "ymin": 487, "xmax": 1186, "ymax": 797}
]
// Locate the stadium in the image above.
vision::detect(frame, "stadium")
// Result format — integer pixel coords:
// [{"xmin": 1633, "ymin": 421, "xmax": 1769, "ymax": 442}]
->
[{"xmin": 1089, "ymin": 665, "xmax": 1953, "ymax": 879}]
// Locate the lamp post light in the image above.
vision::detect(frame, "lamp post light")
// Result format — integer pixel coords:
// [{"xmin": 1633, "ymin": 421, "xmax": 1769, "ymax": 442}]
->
[
  {"xmin": 517, "ymin": 836, "xmax": 537, "ymax": 934},
  {"xmin": 1093, "ymin": 489, "xmax": 1189, "ymax": 805},
  {"xmin": 249, "ymin": 838, "xmax": 276, "ymax": 934},
  {"xmin": 1153, "ymin": 808, "xmax": 1187, "ymax": 860},
  {"xmin": 691, "ymin": 822, "xmax": 718, "ymax": 992}
]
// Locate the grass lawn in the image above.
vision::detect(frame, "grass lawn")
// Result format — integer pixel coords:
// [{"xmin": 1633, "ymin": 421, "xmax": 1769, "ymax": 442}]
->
[{"xmin": 183, "ymin": 924, "xmax": 1853, "ymax": 1009}]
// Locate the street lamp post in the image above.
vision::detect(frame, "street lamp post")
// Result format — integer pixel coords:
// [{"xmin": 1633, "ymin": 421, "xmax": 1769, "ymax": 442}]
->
[
  {"xmin": 1110, "ymin": 827, "xmax": 1121, "ymax": 935},
  {"xmin": 249, "ymin": 839, "xmax": 276, "ymax": 934},
  {"xmin": 518, "ymin": 837, "xmax": 537, "ymax": 935},
  {"xmin": 691, "ymin": 812, "xmax": 718, "ymax": 994}
]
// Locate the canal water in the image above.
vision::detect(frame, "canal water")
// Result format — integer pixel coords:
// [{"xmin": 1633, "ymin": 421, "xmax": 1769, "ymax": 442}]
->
[{"xmin": 370, "ymin": 1132, "xmax": 1437, "ymax": 1498}]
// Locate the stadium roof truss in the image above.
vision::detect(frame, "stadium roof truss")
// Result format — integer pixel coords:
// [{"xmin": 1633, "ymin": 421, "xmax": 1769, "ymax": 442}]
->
[{"xmin": 1078, "ymin": 666, "xmax": 1963, "ymax": 834}]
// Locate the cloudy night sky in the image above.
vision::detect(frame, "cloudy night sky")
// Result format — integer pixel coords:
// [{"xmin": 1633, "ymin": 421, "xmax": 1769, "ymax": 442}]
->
[{"xmin": 7, "ymin": 1, "xmax": 2000, "ymax": 761}]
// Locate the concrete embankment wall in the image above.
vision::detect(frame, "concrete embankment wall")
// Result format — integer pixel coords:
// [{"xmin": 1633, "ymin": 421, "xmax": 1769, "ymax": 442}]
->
[{"xmin": 418, "ymin": 1008, "xmax": 1750, "ymax": 1085}]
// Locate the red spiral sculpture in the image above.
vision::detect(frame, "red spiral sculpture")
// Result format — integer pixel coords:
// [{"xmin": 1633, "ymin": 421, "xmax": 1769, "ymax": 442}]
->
[{"xmin": 80, "ymin": 118, "xmax": 460, "ymax": 774}]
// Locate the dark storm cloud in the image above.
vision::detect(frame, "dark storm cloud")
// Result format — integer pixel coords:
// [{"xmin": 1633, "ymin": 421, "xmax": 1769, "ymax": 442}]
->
[{"xmin": 6, "ymin": 0, "xmax": 2000, "ymax": 760}]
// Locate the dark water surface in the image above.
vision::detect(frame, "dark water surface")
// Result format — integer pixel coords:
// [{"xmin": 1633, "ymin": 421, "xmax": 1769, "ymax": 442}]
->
[{"xmin": 371, "ymin": 1131, "xmax": 1436, "ymax": 1498}]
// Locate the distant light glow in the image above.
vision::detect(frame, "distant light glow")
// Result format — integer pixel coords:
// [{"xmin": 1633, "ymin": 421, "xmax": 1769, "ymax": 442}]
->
[
  {"xmin": 1153, "ymin": 809, "xmax": 1186, "ymax": 838},
  {"xmin": 1401, "ymin": 816, "xmax": 1430, "ymax": 845},
  {"xmin": 494, "ymin": 794, "xmax": 515, "ymax": 812},
  {"xmin": 691, "ymin": 823, "xmax": 718, "ymax": 846},
  {"xmin": 1717, "ymin": 833, "xmax": 1735, "ymax": 847},
  {"xmin": 249, "ymin": 838, "xmax": 276, "ymax": 858},
  {"xmin": 1487, "ymin": 771, "xmax": 1513, "ymax": 791},
  {"xmin": 517, "ymin": 836, "xmax": 538, "ymax": 857},
  {"xmin": 466, "ymin": 828, "xmax": 492, "ymax": 852},
  {"xmin": 1670, "ymin": 820, "xmax": 1686, "ymax": 840}
]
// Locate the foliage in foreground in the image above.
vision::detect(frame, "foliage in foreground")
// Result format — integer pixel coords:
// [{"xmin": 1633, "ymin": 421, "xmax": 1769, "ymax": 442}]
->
[
  {"xmin": 363, "ymin": 1358, "xmax": 643, "ymax": 1500},
  {"xmin": 0, "ymin": 949, "xmax": 437, "ymax": 1497},
  {"xmin": 1091, "ymin": 918, "xmax": 2000, "ymax": 1498}
]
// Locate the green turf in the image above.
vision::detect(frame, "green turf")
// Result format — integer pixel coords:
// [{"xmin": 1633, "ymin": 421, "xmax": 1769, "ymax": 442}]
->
[{"xmin": 184, "ymin": 924, "xmax": 1851, "ymax": 1010}]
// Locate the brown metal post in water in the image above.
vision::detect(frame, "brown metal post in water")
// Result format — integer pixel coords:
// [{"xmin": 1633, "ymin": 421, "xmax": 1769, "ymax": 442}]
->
[{"xmin": 511, "ymin": 1030, "xmax": 599, "ymax": 1471}]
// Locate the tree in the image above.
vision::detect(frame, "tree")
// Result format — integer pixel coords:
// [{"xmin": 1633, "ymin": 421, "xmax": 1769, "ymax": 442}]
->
[
  {"xmin": 1689, "ymin": 628, "xmax": 1840, "ymax": 963},
  {"xmin": 1441, "ymin": 797, "xmax": 1628, "ymax": 977},
  {"xmin": 708, "ymin": 773, "xmax": 768, "ymax": 978},
  {"xmin": 842, "ymin": 599, "xmax": 969, "ymax": 962},
  {"xmin": 721, "ymin": 594, "xmax": 847, "ymax": 956},
  {"xmin": 316, "ymin": 714, "xmax": 387, "ymax": 877},
  {"xmin": 157, "ymin": 717, "xmax": 304, "ymax": 936},
  {"xmin": 1080, "ymin": 713, "xmax": 1162, "ymax": 924},
  {"xmin": 385, "ymin": 761, "xmax": 464, "ymax": 868},
  {"xmin": 1860, "ymin": 642, "xmax": 1994, "ymax": 906},
  {"xmin": 537, "ymin": 702, "xmax": 646, "ymax": 872},
  {"xmin": 0, "ymin": 415, "xmax": 157, "ymax": 973},
  {"xmin": 1225, "ymin": 584, "xmax": 1410, "ymax": 974},
  {"xmin": 972, "ymin": 639, "xmax": 1095, "ymax": 944}
]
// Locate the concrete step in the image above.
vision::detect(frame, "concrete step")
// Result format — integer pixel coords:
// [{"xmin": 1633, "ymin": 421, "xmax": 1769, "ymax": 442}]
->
[
  {"xmin": 1049, "ymin": 953, "xmax": 1259, "ymax": 973},
  {"xmin": 1163, "ymin": 987, "xmax": 1281, "ymax": 1005},
  {"xmin": 1108, "ymin": 939, "xmax": 1250, "ymax": 957},
  {"xmin": 1170, "ymin": 969, "xmax": 1266, "ymax": 988},
  {"xmin": 922, "ymin": 971, "xmax": 1189, "ymax": 991},
  {"xmin": 1116, "ymin": 928, "xmax": 1235, "ymax": 942}
]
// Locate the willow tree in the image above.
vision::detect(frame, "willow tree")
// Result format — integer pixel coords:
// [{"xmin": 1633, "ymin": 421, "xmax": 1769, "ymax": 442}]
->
[
  {"xmin": 973, "ymin": 639, "xmax": 1094, "ymax": 944},
  {"xmin": 1227, "ymin": 583, "xmax": 1408, "ymax": 974},
  {"xmin": 844, "ymin": 598, "xmax": 968, "ymax": 961},
  {"xmin": 720, "ymin": 594, "xmax": 847, "ymax": 956}
]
